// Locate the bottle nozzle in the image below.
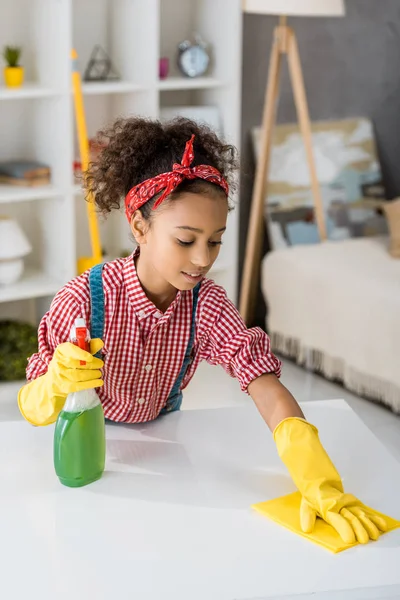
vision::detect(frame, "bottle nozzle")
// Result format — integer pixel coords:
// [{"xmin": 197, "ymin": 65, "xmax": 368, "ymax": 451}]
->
[{"xmin": 71, "ymin": 318, "xmax": 90, "ymax": 364}]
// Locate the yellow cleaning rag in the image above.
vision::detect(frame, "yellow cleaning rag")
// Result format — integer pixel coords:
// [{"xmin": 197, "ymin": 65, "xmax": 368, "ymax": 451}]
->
[{"xmin": 252, "ymin": 492, "xmax": 400, "ymax": 553}]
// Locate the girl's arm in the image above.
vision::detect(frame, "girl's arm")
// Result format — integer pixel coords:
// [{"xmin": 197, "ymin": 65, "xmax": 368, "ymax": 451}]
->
[
  {"xmin": 196, "ymin": 283, "xmax": 388, "ymax": 544},
  {"xmin": 248, "ymin": 373, "xmax": 304, "ymax": 431},
  {"xmin": 19, "ymin": 282, "xmax": 102, "ymax": 426}
]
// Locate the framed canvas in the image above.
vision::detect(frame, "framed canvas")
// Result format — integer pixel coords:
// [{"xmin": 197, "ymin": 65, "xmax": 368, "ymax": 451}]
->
[{"xmin": 252, "ymin": 118, "xmax": 387, "ymax": 249}]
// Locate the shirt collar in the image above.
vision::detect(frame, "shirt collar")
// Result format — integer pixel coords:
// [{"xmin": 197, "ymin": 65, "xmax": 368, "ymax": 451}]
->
[{"xmin": 123, "ymin": 246, "xmax": 182, "ymax": 320}]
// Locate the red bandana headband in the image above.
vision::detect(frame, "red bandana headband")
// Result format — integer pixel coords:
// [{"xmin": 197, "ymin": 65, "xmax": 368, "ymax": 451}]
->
[{"xmin": 124, "ymin": 134, "xmax": 229, "ymax": 222}]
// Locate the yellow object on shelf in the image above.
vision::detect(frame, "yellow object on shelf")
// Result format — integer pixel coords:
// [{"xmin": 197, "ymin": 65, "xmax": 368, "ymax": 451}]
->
[
  {"xmin": 4, "ymin": 67, "xmax": 24, "ymax": 87},
  {"xmin": 253, "ymin": 492, "xmax": 400, "ymax": 553},
  {"xmin": 71, "ymin": 49, "xmax": 102, "ymax": 275}
]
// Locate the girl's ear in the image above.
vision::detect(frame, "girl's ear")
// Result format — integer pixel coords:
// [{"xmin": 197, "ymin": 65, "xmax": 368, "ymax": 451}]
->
[{"xmin": 130, "ymin": 210, "xmax": 149, "ymax": 244}]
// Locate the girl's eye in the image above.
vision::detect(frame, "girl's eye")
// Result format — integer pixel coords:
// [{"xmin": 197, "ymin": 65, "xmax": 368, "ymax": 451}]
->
[{"xmin": 177, "ymin": 239, "xmax": 223, "ymax": 247}]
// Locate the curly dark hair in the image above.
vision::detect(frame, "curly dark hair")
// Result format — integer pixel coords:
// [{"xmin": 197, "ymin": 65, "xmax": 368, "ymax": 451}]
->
[{"xmin": 85, "ymin": 117, "xmax": 239, "ymax": 220}]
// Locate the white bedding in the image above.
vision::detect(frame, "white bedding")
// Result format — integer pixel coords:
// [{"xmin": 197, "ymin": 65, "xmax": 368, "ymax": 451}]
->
[{"xmin": 261, "ymin": 236, "xmax": 400, "ymax": 412}]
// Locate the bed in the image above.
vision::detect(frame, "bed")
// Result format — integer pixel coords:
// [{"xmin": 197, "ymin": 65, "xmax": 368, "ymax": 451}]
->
[{"xmin": 261, "ymin": 235, "xmax": 400, "ymax": 413}]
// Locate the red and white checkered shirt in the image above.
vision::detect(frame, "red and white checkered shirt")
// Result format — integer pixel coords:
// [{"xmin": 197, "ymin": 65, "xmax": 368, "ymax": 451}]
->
[{"xmin": 26, "ymin": 250, "xmax": 281, "ymax": 423}]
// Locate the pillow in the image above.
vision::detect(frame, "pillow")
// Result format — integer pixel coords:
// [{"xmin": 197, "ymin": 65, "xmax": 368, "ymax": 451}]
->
[{"xmin": 383, "ymin": 199, "xmax": 400, "ymax": 258}]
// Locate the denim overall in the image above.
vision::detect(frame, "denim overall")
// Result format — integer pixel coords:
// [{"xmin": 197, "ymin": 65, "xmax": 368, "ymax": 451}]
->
[{"xmin": 88, "ymin": 263, "xmax": 200, "ymax": 417}]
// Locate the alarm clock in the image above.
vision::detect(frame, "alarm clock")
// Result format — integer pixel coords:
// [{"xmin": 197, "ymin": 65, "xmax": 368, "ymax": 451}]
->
[{"xmin": 177, "ymin": 35, "xmax": 210, "ymax": 78}]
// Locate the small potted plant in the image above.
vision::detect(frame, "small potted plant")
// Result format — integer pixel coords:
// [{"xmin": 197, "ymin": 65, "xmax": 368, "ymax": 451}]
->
[{"xmin": 3, "ymin": 46, "xmax": 24, "ymax": 88}]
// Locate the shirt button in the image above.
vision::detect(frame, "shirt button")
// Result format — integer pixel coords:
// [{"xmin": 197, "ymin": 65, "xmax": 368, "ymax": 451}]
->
[
  {"xmin": 138, "ymin": 310, "xmax": 146, "ymax": 319},
  {"xmin": 144, "ymin": 364, "xmax": 152, "ymax": 372},
  {"xmin": 137, "ymin": 397, "xmax": 146, "ymax": 405},
  {"xmin": 154, "ymin": 311, "xmax": 162, "ymax": 319}
]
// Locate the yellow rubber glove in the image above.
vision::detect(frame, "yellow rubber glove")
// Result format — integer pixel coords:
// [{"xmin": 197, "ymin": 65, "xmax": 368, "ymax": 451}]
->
[
  {"xmin": 274, "ymin": 417, "xmax": 388, "ymax": 544},
  {"xmin": 18, "ymin": 339, "xmax": 104, "ymax": 427}
]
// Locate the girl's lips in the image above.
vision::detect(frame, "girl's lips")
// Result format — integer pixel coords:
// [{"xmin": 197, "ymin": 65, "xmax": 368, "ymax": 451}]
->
[{"xmin": 182, "ymin": 271, "xmax": 205, "ymax": 283}]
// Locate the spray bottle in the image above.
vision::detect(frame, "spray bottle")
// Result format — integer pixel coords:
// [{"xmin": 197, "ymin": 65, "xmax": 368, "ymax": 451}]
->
[{"xmin": 53, "ymin": 317, "xmax": 105, "ymax": 487}]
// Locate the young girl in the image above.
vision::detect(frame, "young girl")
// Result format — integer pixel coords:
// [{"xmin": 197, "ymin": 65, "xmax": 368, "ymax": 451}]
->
[{"xmin": 19, "ymin": 117, "xmax": 387, "ymax": 545}]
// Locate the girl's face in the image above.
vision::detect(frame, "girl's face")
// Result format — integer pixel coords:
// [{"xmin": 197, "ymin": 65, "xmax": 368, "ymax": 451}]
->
[{"xmin": 133, "ymin": 192, "xmax": 229, "ymax": 296}]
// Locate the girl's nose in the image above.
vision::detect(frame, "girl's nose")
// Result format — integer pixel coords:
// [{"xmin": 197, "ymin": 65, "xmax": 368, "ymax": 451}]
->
[{"xmin": 191, "ymin": 245, "xmax": 211, "ymax": 269}]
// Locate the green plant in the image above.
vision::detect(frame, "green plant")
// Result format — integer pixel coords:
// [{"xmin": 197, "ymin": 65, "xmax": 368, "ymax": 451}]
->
[
  {"xmin": 0, "ymin": 320, "xmax": 38, "ymax": 381},
  {"xmin": 3, "ymin": 46, "xmax": 22, "ymax": 68}
]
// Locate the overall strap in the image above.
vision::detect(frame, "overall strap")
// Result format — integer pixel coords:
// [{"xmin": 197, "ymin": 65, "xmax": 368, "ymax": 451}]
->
[
  {"xmin": 88, "ymin": 263, "xmax": 105, "ymax": 358},
  {"xmin": 161, "ymin": 282, "xmax": 201, "ymax": 414},
  {"xmin": 186, "ymin": 281, "xmax": 200, "ymax": 352},
  {"xmin": 180, "ymin": 281, "xmax": 200, "ymax": 372}
]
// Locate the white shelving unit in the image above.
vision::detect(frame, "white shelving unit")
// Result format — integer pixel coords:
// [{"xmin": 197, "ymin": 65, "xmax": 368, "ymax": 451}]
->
[
  {"xmin": 0, "ymin": 0, "xmax": 242, "ymax": 324},
  {"xmin": 157, "ymin": 77, "xmax": 225, "ymax": 91},
  {"xmin": 0, "ymin": 84, "xmax": 62, "ymax": 100}
]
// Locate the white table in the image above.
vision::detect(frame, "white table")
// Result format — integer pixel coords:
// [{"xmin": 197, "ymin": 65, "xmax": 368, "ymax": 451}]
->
[{"xmin": 1, "ymin": 399, "xmax": 400, "ymax": 600}]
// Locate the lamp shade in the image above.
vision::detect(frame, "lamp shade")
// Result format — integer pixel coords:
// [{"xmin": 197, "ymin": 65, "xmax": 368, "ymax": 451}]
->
[
  {"xmin": 243, "ymin": 0, "xmax": 345, "ymax": 17},
  {"xmin": 0, "ymin": 216, "xmax": 32, "ymax": 260}
]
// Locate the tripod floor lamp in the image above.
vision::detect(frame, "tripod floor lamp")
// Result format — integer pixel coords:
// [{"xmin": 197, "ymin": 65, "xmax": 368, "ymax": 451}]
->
[{"xmin": 240, "ymin": 0, "xmax": 345, "ymax": 324}]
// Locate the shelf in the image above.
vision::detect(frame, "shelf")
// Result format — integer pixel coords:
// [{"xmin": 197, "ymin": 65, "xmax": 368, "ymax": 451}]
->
[
  {"xmin": 0, "ymin": 268, "xmax": 64, "ymax": 303},
  {"xmin": 0, "ymin": 84, "xmax": 62, "ymax": 101},
  {"xmin": 81, "ymin": 81, "xmax": 146, "ymax": 95},
  {"xmin": 0, "ymin": 0, "xmax": 241, "ymax": 313},
  {"xmin": 158, "ymin": 77, "xmax": 225, "ymax": 91},
  {"xmin": 0, "ymin": 185, "xmax": 64, "ymax": 205}
]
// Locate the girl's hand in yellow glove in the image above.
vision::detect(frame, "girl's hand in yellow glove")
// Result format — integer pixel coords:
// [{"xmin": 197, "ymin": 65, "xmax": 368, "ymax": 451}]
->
[
  {"xmin": 47, "ymin": 340, "xmax": 104, "ymax": 396},
  {"xmin": 299, "ymin": 487, "xmax": 388, "ymax": 545},
  {"xmin": 274, "ymin": 417, "xmax": 388, "ymax": 544},
  {"xmin": 18, "ymin": 339, "xmax": 104, "ymax": 427}
]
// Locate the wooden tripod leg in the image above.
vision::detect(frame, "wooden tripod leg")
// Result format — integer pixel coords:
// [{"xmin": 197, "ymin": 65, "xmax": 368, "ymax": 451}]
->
[
  {"xmin": 239, "ymin": 28, "xmax": 282, "ymax": 324},
  {"xmin": 286, "ymin": 29, "xmax": 327, "ymax": 241}
]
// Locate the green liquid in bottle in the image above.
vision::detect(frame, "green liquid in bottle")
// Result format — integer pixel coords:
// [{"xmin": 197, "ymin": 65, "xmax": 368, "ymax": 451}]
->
[{"xmin": 54, "ymin": 404, "xmax": 105, "ymax": 488}]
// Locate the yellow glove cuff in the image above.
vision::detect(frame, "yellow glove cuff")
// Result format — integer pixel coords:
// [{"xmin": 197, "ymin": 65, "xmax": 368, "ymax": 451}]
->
[
  {"xmin": 18, "ymin": 376, "xmax": 66, "ymax": 427},
  {"xmin": 273, "ymin": 416, "xmax": 316, "ymax": 442},
  {"xmin": 273, "ymin": 415, "xmax": 344, "ymax": 499}
]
